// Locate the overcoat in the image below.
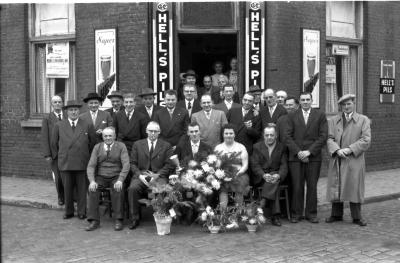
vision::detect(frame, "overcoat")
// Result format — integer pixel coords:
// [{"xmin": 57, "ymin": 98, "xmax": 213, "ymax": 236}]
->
[{"xmin": 326, "ymin": 112, "xmax": 371, "ymax": 203}]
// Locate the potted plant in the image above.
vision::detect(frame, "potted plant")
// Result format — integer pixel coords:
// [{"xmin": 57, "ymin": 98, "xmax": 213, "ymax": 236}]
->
[
  {"xmin": 239, "ymin": 202, "xmax": 266, "ymax": 233},
  {"xmin": 199, "ymin": 206, "xmax": 225, "ymax": 234}
]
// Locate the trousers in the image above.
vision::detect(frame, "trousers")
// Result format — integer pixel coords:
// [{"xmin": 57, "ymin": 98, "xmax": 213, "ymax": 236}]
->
[
  {"xmin": 331, "ymin": 202, "xmax": 362, "ymax": 220},
  {"xmin": 61, "ymin": 171, "xmax": 87, "ymax": 216}
]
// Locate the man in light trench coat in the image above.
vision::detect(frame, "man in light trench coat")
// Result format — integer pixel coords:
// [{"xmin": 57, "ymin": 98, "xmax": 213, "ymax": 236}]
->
[{"xmin": 325, "ymin": 94, "xmax": 371, "ymax": 226}]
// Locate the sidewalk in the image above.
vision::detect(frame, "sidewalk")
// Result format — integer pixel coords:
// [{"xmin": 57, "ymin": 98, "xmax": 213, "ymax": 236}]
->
[{"xmin": 2, "ymin": 169, "xmax": 400, "ymax": 211}]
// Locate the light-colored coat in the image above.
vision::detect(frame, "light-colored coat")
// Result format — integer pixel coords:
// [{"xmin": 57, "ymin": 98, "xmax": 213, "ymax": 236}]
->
[
  {"xmin": 326, "ymin": 112, "xmax": 371, "ymax": 203},
  {"xmin": 191, "ymin": 109, "xmax": 228, "ymax": 149}
]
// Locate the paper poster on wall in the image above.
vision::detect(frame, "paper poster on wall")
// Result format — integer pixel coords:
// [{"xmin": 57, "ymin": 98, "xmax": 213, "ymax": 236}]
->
[
  {"xmin": 46, "ymin": 42, "xmax": 69, "ymax": 78},
  {"xmin": 95, "ymin": 28, "xmax": 117, "ymax": 109},
  {"xmin": 380, "ymin": 60, "xmax": 395, "ymax": 104},
  {"xmin": 302, "ymin": 29, "xmax": 320, "ymax": 108}
]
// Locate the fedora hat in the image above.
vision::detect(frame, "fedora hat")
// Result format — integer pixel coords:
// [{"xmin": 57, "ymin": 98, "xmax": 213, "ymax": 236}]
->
[
  {"xmin": 248, "ymin": 85, "xmax": 263, "ymax": 93},
  {"xmin": 62, "ymin": 100, "xmax": 83, "ymax": 110},
  {"xmin": 338, "ymin": 94, "xmax": 356, "ymax": 104},
  {"xmin": 182, "ymin": 69, "xmax": 198, "ymax": 79},
  {"xmin": 107, "ymin": 90, "xmax": 123, "ymax": 99},
  {"xmin": 83, "ymin": 92, "xmax": 103, "ymax": 103},
  {"xmin": 139, "ymin": 88, "xmax": 157, "ymax": 97}
]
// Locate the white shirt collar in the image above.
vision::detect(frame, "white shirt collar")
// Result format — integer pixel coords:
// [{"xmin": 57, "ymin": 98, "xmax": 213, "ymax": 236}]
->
[
  {"xmin": 269, "ymin": 104, "xmax": 277, "ymax": 111},
  {"xmin": 148, "ymin": 139, "xmax": 157, "ymax": 149},
  {"xmin": 204, "ymin": 109, "xmax": 212, "ymax": 116},
  {"xmin": 146, "ymin": 104, "xmax": 153, "ymax": 110},
  {"xmin": 125, "ymin": 109, "xmax": 134, "ymax": 115},
  {"xmin": 191, "ymin": 140, "xmax": 200, "ymax": 147},
  {"xmin": 225, "ymin": 100, "xmax": 233, "ymax": 106},
  {"xmin": 91, "ymin": 110, "xmax": 98, "ymax": 115},
  {"xmin": 345, "ymin": 112, "xmax": 353, "ymax": 118},
  {"xmin": 185, "ymin": 99, "xmax": 194, "ymax": 105},
  {"xmin": 167, "ymin": 107, "xmax": 175, "ymax": 113},
  {"xmin": 302, "ymin": 108, "xmax": 311, "ymax": 114},
  {"xmin": 104, "ymin": 142, "xmax": 114, "ymax": 151},
  {"xmin": 54, "ymin": 111, "xmax": 63, "ymax": 118},
  {"xmin": 68, "ymin": 118, "xmax": 77, "ymax": 126}
]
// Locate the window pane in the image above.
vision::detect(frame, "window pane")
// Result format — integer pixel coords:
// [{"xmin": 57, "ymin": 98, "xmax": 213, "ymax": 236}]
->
[
  {"xmin": 34, "ymin": 4, "xmax": 75, "ymax": 36},
  {"xmin": 331, "ymin": 2, "xmax": 354, "ymax": 23},
  {"xmin": 331, "ymin": 22, "xmax": 355, "ymax": 39}
]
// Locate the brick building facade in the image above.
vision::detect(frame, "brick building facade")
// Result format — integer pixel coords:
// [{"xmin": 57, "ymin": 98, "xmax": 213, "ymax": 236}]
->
[{"xmin": 1, "ymin": 2, "xmax": 399, "ymax": 179}]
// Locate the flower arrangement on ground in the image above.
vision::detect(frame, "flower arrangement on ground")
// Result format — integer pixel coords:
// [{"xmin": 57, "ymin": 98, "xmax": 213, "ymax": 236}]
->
[{"xmin": 239, "ymin": 202, "xmax": 266, "ymax": 226}]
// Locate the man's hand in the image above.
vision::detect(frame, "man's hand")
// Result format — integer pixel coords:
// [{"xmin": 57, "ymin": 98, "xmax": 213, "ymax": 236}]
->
[
  {"xmin": 139, "ymin": 174, "xmax": 150, "ymax": 186},
  {"xmin": 244, "ymin": 120, "xmax": 252, "ymax": 128},
  {"xmin": 253, "ymin": 109, "xmax": 259, "ymax": 116},
  {"xmin": 342, "ymin": 148, "xmax": 352, "ymax": 156},
  {"xmin": 96, "ymin": 129, "xmax": 103, "ymax": 134},
  {"xmin": 298, "ymin": 150, "xmax": 311, "ymax": 161},
  {"xmin": 114, "ymin": 181, "xmax": 123, "ymax": 192},
  {"xmin": 271, "ymin": 174, "xmax": 280, "ymax": 184},
  {"xmin": 88, "ymin": 181, "xmax": 98, "ymax": 192},
  {"xmin": 263, "ymin": 173, "xmax": 272, "ymax": 183}
]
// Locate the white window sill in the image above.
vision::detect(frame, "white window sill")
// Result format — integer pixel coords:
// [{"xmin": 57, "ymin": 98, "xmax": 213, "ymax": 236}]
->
[{"xmin": 21, "ymin": 119, "xmax": 42, "ymax": 128}]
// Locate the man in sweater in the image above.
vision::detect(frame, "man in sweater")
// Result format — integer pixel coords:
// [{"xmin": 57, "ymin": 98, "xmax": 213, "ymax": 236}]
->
[{"xmin": 86, "ymin": 127, "xmax": 130, "ymax": 231}]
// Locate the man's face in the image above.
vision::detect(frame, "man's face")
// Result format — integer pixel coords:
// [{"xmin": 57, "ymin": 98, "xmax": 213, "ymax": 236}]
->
[
  {"xmin": 201, "ymin": 95, "xmax": 212, "ymax": 112},
  {"xmin": 342, "ymin": 99, "xmax": 355, "ymax": 114},
  {"xmin": 242, "ymin": 94, "xmax": 254, "ymax": 111},
  {"xmin": 51, "ymin": 96, "xmax": 63, "ymax": 112},
  {"xmin": 187, "ymin": 125, "xmax": 201, "ymax": 142},
  {"xmin": 67, "ymin": 107, "xmax": 80, "ymax": 120},
  {"xmin": 203, "ymin": 77, "xmax": 212, "ymax": 88},
  {"xmin": 87, "ymin": 99, "xmax": 100, "ymax": 112},
  {"xmin": 223, "ymin": 128, "xmax": 235, "ymax": 144},
  {"xmin": 183, "ymin": 86, "xmax": 196, "ymax": 101},
  {"xmin": 110, "ymin": 97, "xmax": 123, "ymax": 111},
  {"xmin": 142, "ymin": 95, "xmax": 155, "ymax": 107},
  {"xmin": 230, "ymin": 59, "xmax": 238, "ymax": 71},
  {"xmin": 284, "ymin": 99, "xmax": 299, "ymax": 113},
  {"xmin": 214, "ymin": 63, "xmax": 223, "ymax": 74},
  {"xmin": 253, "ymin": 92, "xmax": 261, "ymax": 104},
  {"xmin": 263, "ymin": 128, "xmax": 276, "ymax": 146},
  {"xmin": 276, "ymin": 91, "xmax": 287, "ymax": 105},
  {"xmin": 218, "ymin": 77, "xmax": 227, "ymax": 87},
  {"xmin": 299, "ymin": 94, "xmax": 312, "ymax": 111},
  {"xmin": 165, "ymin": 94, "xmax": 177, "ymax": 109},
  {"xmin": 186, "ymin": 76, "xmax": 196, "ymax": 85},
  {"xmin": 102, "ymin": 129, "xmax": 116, "ymax": 145},
  {"xmin": 124, "ymin": 97, "xmax": 135, "ymax": 112},
  {"xmin": 223, "ymin": 86, "xmax": 234, "ymax": 101},
  {"xmin": 264, "ymin": 90, "xmax": 277, "ymax": 107},
  {"xmin": 146, "ymin": 123, "xmax": 160, "ymax": 141}
]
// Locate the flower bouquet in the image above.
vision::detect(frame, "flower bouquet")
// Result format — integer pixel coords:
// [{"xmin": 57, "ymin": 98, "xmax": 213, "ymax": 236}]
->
[
  {"xmin": 199, "ymin": 206, "xmax": 226, "ymax": 233},
  {"xmin": 239, "ymin": 202, "xmax": 266, "ymax": 232}
]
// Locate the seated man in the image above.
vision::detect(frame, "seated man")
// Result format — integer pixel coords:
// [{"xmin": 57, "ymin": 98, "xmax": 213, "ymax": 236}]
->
[
  {"xmin": 85, "ymin": 127, "xmax": 130, "ymax": 231},
  {"xmin": 251, "ymin": 125, "xmax": 288, "ymax": 226},
  {"xmin": 128, "ymin": 121, "xmax": 174, "ymax": 229}
]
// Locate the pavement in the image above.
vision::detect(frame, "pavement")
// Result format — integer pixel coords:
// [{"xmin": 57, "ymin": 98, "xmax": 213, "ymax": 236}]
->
[{"xmin": 1, "ymin": 168, "xmax": 400, "ymax": 212}]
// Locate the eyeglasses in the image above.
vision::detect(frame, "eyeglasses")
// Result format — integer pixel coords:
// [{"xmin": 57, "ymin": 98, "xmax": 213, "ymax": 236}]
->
[
  {"xmin": 147, "ymin": 130, "xmax": 160, "ymax": 133},
  {"xmin": 184, "ymin": 90, "xmax": 195, "ymax": 93},
  {"xmin": 264, "ymin": 96, "xmax": 274, "ymax": 99}
]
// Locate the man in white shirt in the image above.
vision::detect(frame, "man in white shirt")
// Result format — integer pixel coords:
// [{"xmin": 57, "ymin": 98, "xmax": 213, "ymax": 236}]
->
[
  {"xmin": 276, "ymin": 90, "xmax": 288, "ymax": 105},
  {"xmin": 213, "ymin": 84, "xmax": 241, "ymax": 115},
  {"xmin": 260, "ymin": 88, "xmax": 287, "ymax": 129},
  {"xmin": 177, "ymin": 84, "xmax": 202, "ymax": 118},
  {"xmin": 136, "ymin": 88, "xmax": 162, "ymax": 122}
]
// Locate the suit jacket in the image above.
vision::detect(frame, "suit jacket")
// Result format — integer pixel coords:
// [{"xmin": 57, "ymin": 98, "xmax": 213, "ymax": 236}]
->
[
  {"xmin": 113, "ymin": 110, "xmax": 148, "ymax": 152},
  {"xmin": 80, "ymin": 110, "xmax": 113, "ymax": 144},
  {"xmin": 174, "ymin": 136, "xmax": 213, "ymax": 167},
  {"xmin": 226, "ymin": 107, "xmax": 261, "ymax": 155},
  {"xmin": 41, "ymin": 111, "xmax": 65, "ymax": 158},
  {"xmin": 136, "ymin": 104, "xmax": 163, "ymax": 122},
  {"xmin": 191, "ymin": 109, "xmax": 228, "ymax": 149},
  {"xmin": 276, "ymin": 114, "xmax": 289, "ymax": 144},
  {"xmin": 285, "ymin": 108, "xmax": 328, "ymax": 162},
  {"xmin": 260, "ymin": 104, "xmax": 287, "ymax": 128},
  {"xmin": 51, "ymin": 118, "xmax": 96, "ymax": 171},
  {"xmin": 213, "ymin": 101, "xmax": 241, "ymax": 115},
  {"xmin": 251, "ymin": 141, "xmax": 288, "ymax": 199},
  {"xmin": 105, "ymin": 106, "xmax": 125, "ymax": 119},
  {"xmin": 154, "ymin": 107, "xmax": 190, "ymax": 146},
  {"xmin": 176, "ymin": 99, "xmax": 202, "ymax": 118},
  {"xmin": 130, "ymin": 138, "xmax": 174, "ymax": 179},
  {"xmin": 197, "ymin": 86, "xmax": 222, "ymax": 104}
]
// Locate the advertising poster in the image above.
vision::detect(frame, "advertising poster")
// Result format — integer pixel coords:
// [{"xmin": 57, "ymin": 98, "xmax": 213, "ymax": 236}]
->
[
  {"xmin": 46, "ymin": 42, "xmax": 69, "ymax": 78},
  {"xmin": 95, "ymin": 28, "xmax": 117, "ymax": 109},
  {"xmin": 303, "ymin": 29, "xmax": 320, "ymax": 108},
  {"xmin": 380, "ymin": 60, "xmax": 395, "ymax": 103}
]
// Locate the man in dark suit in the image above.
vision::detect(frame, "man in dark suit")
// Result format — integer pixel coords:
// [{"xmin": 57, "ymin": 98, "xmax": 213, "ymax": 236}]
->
[
  {"xmin": 80, "ymin": 92, "xmax": 113, "ymax": 144},
  {"xmin": 178, "ymin": 69, "xmax": 198, "ymax": 101},
  {"xmin": 197, "ymin": 75, "xmax": 222, "ymax": 105},
  {"xmin": 260, "ymin": 88, "xmax": 287, "ymax": 128},
  {"xmin": 41, "ymin": 95, "xmax": 65, "ymax": 205},
  {"xmin": 285, "ymin": 92, "xmax": 328, "ymax": 223},
  {"xmin": 248, "ymin": 85, "xmax": 263, "ymax": 113},
  {"xmin": 213, "ymin": 84, "xmax": 241, "ymax": 115},
  {"xmin": 226, "ymin": 92, "xmax": 261, "ymax": 156},
  {"xmin": 86, "ymin": 127, "xmax": 130, "ymax": 231},
  {"xmin": 136, "ymin": 88, "xmax": 162, "ymax": 122},
  {"xmin": 154, "ymin": 89, "xmax": 190, "ymax": 147},
  {"xmin": 128, "ymin": 121, "xmax": 174, "ymax": 229},
  {"xmin": 105, "ymin": 91, "xmax": 125, "ymax": 118},
  {"xmin": 251, "ymin": 125, "xmax": 288, "ymax": 226},
  {"xmin": 174, "ymin": 122, "xmax": 213, "ymax": 168},
  {"xmin": 276, "ymin": 96, "xmax": 299, "ymax": 143},
  {"xmin": 113, "ymin": 93, "xmax": 148, "ymax": 152},
  {"xmin": 51, "ymin": 100, "xmax": 96, "ymax": 220},
  {"xmin": 176, "ymin": 84, "xmax": 202, "ymax": 118}
]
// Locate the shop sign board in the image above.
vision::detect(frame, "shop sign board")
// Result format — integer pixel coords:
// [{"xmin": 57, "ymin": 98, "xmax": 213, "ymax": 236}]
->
[
  {"xmin": 380, "ymin": 60, "xmax": 395, "ymax": 103},
  {"xmin": 332, "ymin": 44, "xmax": 349, "ymax": 56}
]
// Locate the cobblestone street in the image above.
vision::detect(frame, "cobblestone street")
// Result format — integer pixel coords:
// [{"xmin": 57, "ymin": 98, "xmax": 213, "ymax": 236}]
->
[{"xmin": 2, "ymin": 200, "xmax": 400, "ymax": 263}]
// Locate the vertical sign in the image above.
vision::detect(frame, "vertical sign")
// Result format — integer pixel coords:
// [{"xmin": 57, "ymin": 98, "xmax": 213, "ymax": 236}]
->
[
  {"xmin": 245, "ymin": 1, "xmax": 265, "ymax": 91},
  {"xmin": 46, "ymin": 42, "xmax": 69, "ymax": 78},
  {"xmin": 303, "ymin": 29, "xmax": 320, "ymax": 108},
  {"xmin": 380, "ymin": 60, "xmax": 395, "ymax": 103},
  {"xmin": 95, "ymin": 28, "xmax": 117, "ymax": 109},
  {"xmin": 153, "ymin": 2, "xmax": 173, "ymax": 104}
]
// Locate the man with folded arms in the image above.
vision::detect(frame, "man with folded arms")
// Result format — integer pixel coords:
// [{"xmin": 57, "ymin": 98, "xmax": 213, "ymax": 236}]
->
[{"xmin": 85, "ymin": 127, "xmax": 130, "ymax": 231}]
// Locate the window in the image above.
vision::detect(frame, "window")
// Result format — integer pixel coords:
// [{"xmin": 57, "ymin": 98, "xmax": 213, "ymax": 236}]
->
[{"xmin": 29, "ymin": 4, "xmax": 76, "ymax": 115}]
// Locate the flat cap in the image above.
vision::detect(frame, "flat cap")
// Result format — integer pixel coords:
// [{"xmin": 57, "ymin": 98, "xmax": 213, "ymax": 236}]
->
[{"xmin": 338, "ymin": 94, "xmax": 356, "ymax": 104}]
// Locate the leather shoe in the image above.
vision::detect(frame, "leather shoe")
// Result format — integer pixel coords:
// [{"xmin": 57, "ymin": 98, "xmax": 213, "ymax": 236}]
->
[
  {"xmin": 114, "ymin": 220, "xmax": 123, "ymax": 231},
  {"xmin": 325, "ymin": 216, "xmax": 343, "ymax": 223},
  {"xmin": 58, "ymin": 198, "xmax": 65, "ymax": 206},
  {"xmin": 78, "ymin": 214, "xmax": 87, "ymax": 220},
  {"xmin": 271, "ymin": 217, "xmax": 282, "ymax": 226},
  {"xmin": 129, "ymin": 219, "xmax": 140, "ymax": 229},
  {"xmin": 85, "ymin": 220, "xmax": 100, "ymax": 231},
  {"xmin": 63, "ymin": 214, "xmax": 74, "ymax": 219},
  {"xmin": 290, "ymin": 217, "xmax": 299, "ymax": 223},
  {"xmin": 306, "ymin": 217, "xmax": 319, "ymax": 223},
  {"xmin": 353, "ymin": 219, "xmax": 367, "ymax": 226}
]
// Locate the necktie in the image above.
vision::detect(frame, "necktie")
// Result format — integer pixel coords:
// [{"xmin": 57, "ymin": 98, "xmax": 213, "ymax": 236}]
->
[
  {"xmin": 71, "ymin": 121, "xmax": 75, "ymax": 131},
  {"xmin": 127, "ymin": 111, "xmax": 131, "ymax": 120},
  {"xmin": 269, "ymin": 107, "xmax": 274, "ymax": 117},
  {"xmin": 243, "ymin": 110, "xmax": 248, "ymax": 117},
  {"xmin": 57, "ymin": 114, "xmax": 62, "ymax": 121},
  {"xmin": 91, "ymin": 112, "xmax": 96, "ymax": 124},
  {"xmin": 205, "ymin": 111, "xmax": 210, "ymax": 119},
  {"xmin": 149, "ymin": 142, "xmax": 154, "ymax": 158},
  {"xmin": 106, "ymin": 144, "xmax": 111, "ymax": 158},
  {"xmin": 187, "ymin": 101, "xmax": 192, "ymax": 110},
  {"xmin": 304, "ymin": 111, "xmax": 309, "ymax": 124},
  {"xmin": 169, "ymin": 110, "xmax": 173, "ymax": 120}
]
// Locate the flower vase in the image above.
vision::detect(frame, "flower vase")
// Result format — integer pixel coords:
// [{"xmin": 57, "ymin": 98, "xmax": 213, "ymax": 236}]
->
[
  {"xmin": 208, "ymin": 225, "xmax": 221, "ymax": 234},
  {"xmin": 246, "ymin": 224, "xmax": 258, "ymax": 233},
  {"xmin": 153, "ymin": 213, "xmax": 172, "ymax": 235}
]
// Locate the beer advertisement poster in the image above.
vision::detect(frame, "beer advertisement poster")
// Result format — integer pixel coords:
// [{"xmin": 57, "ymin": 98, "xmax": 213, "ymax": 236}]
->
[
  {"xmin": 45, "ymin": 42, "xmax": 69, "ymax": 78},
  {"xmin": 302, "ymin": 29, "xmax": 320, "ymax": 108},
  {"xmin": 95, "ymin": 28, "xmax": 117, "ymax": 109}
]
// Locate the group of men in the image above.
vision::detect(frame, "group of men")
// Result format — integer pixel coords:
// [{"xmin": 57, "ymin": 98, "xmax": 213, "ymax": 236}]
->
[{"xmin": 42, "ymin": 82, "xmax": 371, "ymax": 231}]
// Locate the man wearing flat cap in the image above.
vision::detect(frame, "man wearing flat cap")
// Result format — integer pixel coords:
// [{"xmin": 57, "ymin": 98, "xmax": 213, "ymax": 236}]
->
[
  {"xmin": 325, "ymin": 94, "xmax": 371, "ymax": 227},
  {"xmin": 51, "ymin": 100, "xmax": 96, "ymax": 220},
  {"xmin": 80, "ymin": 92, "xmax": 113, "ymax": 144},
  {"xmin": 136, "ymin": 88, "xmax": 162, "ymax": 122},
  {"xmin": 106, "ymin": 91, "xmax": 125, "ymax": 118}
]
